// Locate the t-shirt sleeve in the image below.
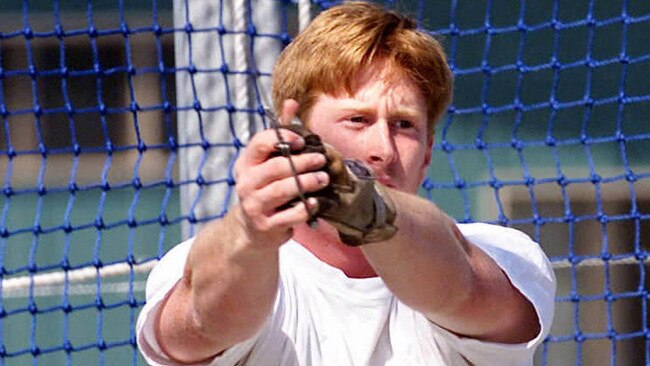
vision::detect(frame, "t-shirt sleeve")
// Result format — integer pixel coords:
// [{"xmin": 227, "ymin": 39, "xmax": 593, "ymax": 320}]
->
[
  {"xmin": 426, "ymin": 223, "xmax": 557, "ymax": 366},
  {"xmin": 135, "ymin": 238, "xmax": 261, "ymax": 366}
]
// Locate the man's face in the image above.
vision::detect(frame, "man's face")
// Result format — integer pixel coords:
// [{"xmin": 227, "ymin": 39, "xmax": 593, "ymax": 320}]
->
[{"xmin": 306, "ymin": 65, "xmax": 433, "ymax": 194}]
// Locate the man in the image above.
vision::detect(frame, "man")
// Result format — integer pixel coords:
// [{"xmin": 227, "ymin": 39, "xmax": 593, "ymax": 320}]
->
[{"xmin": 137, "ymin": 2, "xmax": 556, "ymax": 365}]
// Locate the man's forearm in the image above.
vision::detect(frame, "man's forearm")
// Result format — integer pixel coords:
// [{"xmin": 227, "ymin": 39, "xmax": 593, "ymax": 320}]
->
[
  {"xmin": 157, "ymin": 208, "xmax": 281, "ymax": 363},
  {"xmin": 361, "ymin": 189, "xmax": 474, "ymax": 314},
  {"xmin": 360, "ymin": 189, "xmax": 539, "ymax": 343}
]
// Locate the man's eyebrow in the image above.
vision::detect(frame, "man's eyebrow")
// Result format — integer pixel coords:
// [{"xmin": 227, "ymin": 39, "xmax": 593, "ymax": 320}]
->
[
  {"xmin": 338, "ymin": 106, "xmax": 421, "ymax": 120},
  {"xmin": 392, "ymin": 109, "xmax": 420, "ymax": 120},
  {"xmin": 337, "ymin": 105, "xmax": 375, "ymax": 115}
]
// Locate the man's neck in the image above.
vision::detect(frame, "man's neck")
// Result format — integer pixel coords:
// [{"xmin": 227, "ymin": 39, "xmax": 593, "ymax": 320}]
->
[{"xmin": 292, "ymin": 220, "xmax": 377, "ymax": 279}]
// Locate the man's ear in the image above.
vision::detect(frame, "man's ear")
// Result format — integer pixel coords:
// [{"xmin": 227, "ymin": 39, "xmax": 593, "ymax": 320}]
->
[
  {"xmin": 418, "ymin": 133, "xmax": 434, "ymax": 184},
  {"xmin": 424, "ymin": 133, "xmax": 434, "ymax": 167}
]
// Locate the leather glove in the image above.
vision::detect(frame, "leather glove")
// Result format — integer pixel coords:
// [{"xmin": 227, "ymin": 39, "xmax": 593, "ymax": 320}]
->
[{"xmin": 271, "ymin": 124, "xmax": 398, "ymax": 246}]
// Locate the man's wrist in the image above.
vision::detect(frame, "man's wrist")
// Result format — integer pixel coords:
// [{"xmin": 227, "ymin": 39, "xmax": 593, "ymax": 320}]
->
[{"xmin": 321, "ymin": 160, "xmax": 398, "ymax": 246}]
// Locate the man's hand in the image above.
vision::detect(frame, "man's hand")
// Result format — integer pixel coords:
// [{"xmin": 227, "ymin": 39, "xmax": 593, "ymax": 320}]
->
[
  {"xmin": 271, "ymin": 123, "xmax": 398, "ymax": 246},
  {"xmin": 231, "ymin": 102, "xmax": 330, "ymax": 249}
]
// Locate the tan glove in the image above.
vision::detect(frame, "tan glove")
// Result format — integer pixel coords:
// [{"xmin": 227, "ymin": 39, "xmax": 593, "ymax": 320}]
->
[{"xmin": 272, "ymin": 124, "xmax": 398, "ymax": 246}]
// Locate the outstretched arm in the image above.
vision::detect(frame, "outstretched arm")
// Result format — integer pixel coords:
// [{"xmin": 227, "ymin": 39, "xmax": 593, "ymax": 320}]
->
[
  {"xmin": 360, "ymin": 189, "xmax": 543, "ymax": 344},
  {"xmin": 155, "ymin": 103, "xmax": 328, "ymax": 363}
]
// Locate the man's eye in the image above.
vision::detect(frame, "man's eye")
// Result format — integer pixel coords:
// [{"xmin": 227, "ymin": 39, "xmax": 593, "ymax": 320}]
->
[
  {"xmin": 396, "ymin": 120, "xmax": 414, "ymax": 129},
  {"xmin": 350, "ymin": 116, "xmax": 366, "ymax": 123}
]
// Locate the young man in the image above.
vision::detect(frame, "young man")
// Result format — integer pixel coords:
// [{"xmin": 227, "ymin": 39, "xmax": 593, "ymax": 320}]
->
[{"xmin": 137, "ymin": 2, "xmax": 556, "ymax": 365}]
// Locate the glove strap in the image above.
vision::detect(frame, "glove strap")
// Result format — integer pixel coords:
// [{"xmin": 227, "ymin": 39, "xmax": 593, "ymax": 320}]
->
[{"xmin": 336, "ymin": 161, "xmax": 398, "ymax": 246}]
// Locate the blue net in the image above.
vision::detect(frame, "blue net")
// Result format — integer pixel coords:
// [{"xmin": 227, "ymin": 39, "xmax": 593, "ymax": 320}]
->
[{"xmin": 0, "ymin": 0, "xmax": 648, "ymax": 365}]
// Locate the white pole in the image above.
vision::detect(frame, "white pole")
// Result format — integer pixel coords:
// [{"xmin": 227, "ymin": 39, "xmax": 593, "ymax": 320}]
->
[
  {"xmin": 298, "ymin": 0, "xmax": 311, "ymax": 33},
  {"xmin": 174, "ymin": 0, "xmax": 282, "ymax": 238},
  {"xmin": 233, "ymin": 0, "xmax": 252, "ymax": 140}
]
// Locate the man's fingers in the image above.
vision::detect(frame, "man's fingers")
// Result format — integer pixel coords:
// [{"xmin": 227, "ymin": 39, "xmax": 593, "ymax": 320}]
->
[
  {"xmin": 235, "ymin": 129, "xmax": 305, "ymax": 171},
  {"xmin": 238, "ymin": 170, "xmax": 328, "ymax": 220},
  {"xmin": 237, "ymin": 171, "xmax": 325, "ymax": 233},
  {"xmin": 247, "ymin": 153, "xmax": 326, "ymax": 190},
  {"xmin": 267, "ymin": 197, "xmax": 319, "ymax": 228},
  {"xmin": 256, "ymin": 170, "xmax": 330, "ymax": 212}
]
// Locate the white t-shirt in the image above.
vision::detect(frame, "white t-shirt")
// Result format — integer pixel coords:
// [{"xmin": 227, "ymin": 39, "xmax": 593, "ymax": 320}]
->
[{"xmin": 137, "ymin": 223, "xmax": 556, "ymax": 366}]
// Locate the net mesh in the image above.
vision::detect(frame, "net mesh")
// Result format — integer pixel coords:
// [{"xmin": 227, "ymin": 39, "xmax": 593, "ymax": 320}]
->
[{"xmin": 0, "ymin": 0, "xmax": 648, "ymax": 364}]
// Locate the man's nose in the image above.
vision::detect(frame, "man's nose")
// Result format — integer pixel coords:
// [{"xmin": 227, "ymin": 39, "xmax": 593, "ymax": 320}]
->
[{"xmin": 364, "ymin": 120, "xmax": 397, "ymax": 166}]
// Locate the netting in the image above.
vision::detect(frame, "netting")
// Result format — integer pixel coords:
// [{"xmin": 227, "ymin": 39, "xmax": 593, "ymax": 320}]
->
[{"xmin": 0, "ymin": 0, "xmax": 648, "ymax": 365}]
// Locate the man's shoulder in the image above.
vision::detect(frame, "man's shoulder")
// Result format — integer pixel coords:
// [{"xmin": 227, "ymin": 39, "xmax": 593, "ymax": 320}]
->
[
  {"xmin": 456, "ymin": 222, "xmax": 547, "ymax": 266},
  {"xmin": 457, "ymin": 222, "xmax": 534, "ymax": 243}
]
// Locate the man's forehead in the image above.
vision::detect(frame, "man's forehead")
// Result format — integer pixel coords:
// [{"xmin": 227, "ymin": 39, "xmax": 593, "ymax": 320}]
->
[
  {"xmin": 335, "ymin": 75, "xmax": 425, "ymax": 113},
  {"xmin": 352, "ymin": 60, "xmax": 408, "ymax": 88},
  {"xmin": 355, "ymin": 79, "xmax": 419, "ymax": 100},
  {"xmin": 332, "ymin": 97, "xmax": 423, "ymax": 118}
]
